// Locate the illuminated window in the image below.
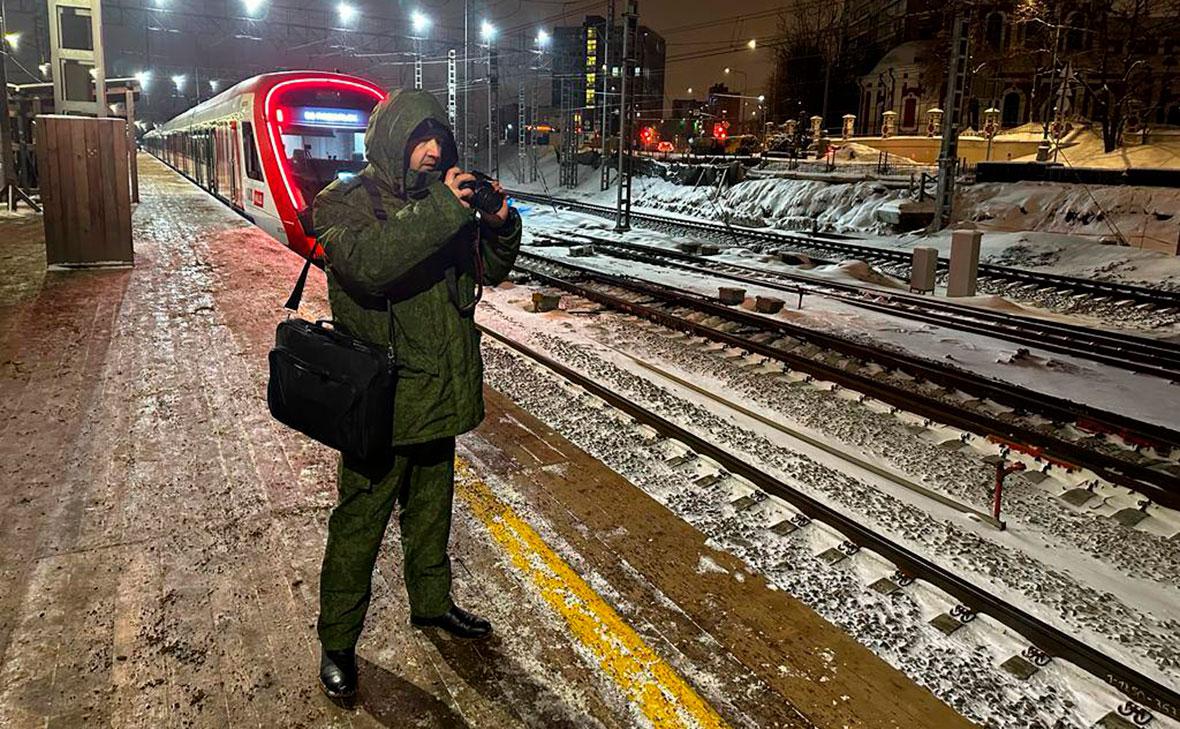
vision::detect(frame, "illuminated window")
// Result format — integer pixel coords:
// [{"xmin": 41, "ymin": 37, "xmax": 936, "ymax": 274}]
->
[{"xmin": 586, "ymin": 88, "xmax": 595, "ymax": 104}]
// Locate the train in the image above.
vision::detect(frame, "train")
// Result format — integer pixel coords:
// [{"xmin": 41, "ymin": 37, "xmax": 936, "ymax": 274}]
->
[{"xmin": 143, "ymin": 71, "xmax": 387, "ymax": 258}]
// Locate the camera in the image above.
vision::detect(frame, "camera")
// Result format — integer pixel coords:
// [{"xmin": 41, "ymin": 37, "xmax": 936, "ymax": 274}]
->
[{"xmin": 458, "ymin": 171, "xmax": 505, "ymax": 215}]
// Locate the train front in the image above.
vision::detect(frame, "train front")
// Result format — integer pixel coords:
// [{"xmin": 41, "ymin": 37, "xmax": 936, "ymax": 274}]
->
[{"xmin": 258, "ymin": 74, "xmax": 386, "ymax": 259}]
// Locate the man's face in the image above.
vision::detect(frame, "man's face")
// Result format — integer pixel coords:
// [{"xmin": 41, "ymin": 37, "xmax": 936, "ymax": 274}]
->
[{"xmin": 409, "ymin": 138, "xmax": 441, "ymax": 172}]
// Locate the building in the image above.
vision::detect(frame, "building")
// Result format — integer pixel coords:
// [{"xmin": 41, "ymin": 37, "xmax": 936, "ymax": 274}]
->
[
  {"xmin": 707, "ymin": 83, "xmax": 741, "ymax": 126},
  {"xmin": 551, "ymin": 15, "xmax": 666, "ymax": 138},
  {"xmin": 850, "ymin": 0, "xmax": 1180, "ymax": 136}
]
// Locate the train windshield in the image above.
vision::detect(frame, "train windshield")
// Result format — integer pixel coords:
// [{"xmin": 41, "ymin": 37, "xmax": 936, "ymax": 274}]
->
[{"xmin": 274, "ymin": 86, "xmax": 380, "ymax": 208}]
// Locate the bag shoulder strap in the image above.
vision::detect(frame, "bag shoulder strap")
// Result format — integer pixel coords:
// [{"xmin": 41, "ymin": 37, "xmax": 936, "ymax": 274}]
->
[{"xmin": 283, "ymin": 174, "xmax": 396, "ymax": 362}]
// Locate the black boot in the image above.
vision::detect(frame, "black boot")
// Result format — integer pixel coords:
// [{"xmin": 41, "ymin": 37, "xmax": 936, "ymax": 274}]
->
[
  {"xmin": 319, "ymin": 647, "xmax": 358, "ymax": 702},
  {"xmin": 411, "ymin": 605, "xmax": 493, "ymax": 640}
]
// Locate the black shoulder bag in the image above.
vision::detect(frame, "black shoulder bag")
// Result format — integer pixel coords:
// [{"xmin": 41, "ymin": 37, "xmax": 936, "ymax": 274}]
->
[{"xmin": 266, "ymin": 178, "xmax": 397, "ymax": 464}]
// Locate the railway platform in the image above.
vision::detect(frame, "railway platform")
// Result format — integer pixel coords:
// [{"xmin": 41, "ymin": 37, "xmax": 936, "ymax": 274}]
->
[{"xmin": 0, "ymin": 156, "xmax": 979, "ymax": 727}]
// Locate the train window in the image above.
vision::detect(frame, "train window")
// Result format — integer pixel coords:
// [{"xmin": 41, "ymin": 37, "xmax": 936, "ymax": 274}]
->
[
  {"xmin": 276, "ymin": 104, "xmax": 371, "ymax": 206},
  {"xmin": 242, "ymin": 122, "xmax": 264, "ymax": 182}
]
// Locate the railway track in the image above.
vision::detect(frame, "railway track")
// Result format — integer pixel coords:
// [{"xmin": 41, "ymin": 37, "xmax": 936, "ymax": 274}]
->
[
  {"xmin": 478, "ymin": 320, "xmax": 1180, "ymax": 725},
  {"xmin": 509, "ymin": 190, "xmax": 1180, "ymax": 314},
  {"xmin": 513, "ymin": 252, "xmax": 1180, "ymax": 511},
  {"xmin": 530, "ymin": 230, "xmax": 1180, "ymax": 381}
]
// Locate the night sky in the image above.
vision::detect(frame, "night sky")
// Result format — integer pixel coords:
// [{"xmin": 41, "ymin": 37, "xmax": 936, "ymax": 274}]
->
[{"xmin": 399, "ymin": 0, "xmax": 782, "ymax": 108}]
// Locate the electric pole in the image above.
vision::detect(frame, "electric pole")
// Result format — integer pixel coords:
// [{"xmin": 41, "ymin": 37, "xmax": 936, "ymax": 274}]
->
[
  {"xmin": 615, "ymin": 0, "xmax": 637, "ymax": 231},
  {"xmin": 600, "ymin": 0, "xmax": 615, "ymax": 191},
  {"xmin": 932, "ymin": 12, "xmax": 970, "ymax": 231}
]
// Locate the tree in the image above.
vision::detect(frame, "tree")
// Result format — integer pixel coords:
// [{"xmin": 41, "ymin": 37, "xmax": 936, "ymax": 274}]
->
[{"xmin": 1014, "ymin": 0, "xmax": 1180, "ymax": 152}]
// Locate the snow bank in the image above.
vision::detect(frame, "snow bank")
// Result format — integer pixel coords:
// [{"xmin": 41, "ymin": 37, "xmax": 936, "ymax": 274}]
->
[{"xmin": 959, "ymin": 180, "xmax": 1180, "ymax": 253}]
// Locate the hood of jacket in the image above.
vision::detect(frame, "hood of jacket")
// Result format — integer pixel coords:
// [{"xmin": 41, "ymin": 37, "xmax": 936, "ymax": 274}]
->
[{"xmin": 363, "ymin": 89, "xmax": 456, "ymax": 197}]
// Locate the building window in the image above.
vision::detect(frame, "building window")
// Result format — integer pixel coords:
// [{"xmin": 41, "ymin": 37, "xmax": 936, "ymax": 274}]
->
[{"xmin": 985, "ymin": 12, "xmax": 1005, "ymax": 50}]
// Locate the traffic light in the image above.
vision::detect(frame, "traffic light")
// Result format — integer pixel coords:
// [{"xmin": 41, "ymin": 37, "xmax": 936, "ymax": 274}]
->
[
  {"xmin": 712, "ymin": 122, "xmax": 728, "ymax": 141},
  {"xmin": 639, "ymin": 125, "xmax": 656, "ymax": 146}
]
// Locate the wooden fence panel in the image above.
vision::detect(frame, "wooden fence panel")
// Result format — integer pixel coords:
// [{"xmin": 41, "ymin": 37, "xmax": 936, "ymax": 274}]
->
[{"xmin": 37, "ymin": 115, "xmax": 133, "ymax": 267}]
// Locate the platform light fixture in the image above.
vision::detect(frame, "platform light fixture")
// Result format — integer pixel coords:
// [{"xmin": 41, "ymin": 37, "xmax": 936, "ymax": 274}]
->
[
  {"xmin": 209, "ymin": 79, "xmax": 220, "ymax": 92},
  {"xmin": 242, "ymin": 0, "xmax": 265, "ymax": 15},
  {"xmin": 4, "ymin": 32, "xmax": 20, "ymax": 50},
  {"xmin": 411, "ymin": 9, "xmax": 430, "ymax": 35},
  {"xmin": 747, "ymin": 39, "xmax": 757, "ymax": 50},
  {"xmin": 135, "ymin": 70, "xmax": 152, "ymax": 89},
  {"xmin": 480, "ymin": 19, "xmax": 496, "ymax": 42},
  {"xmin": 172, "ymin": 74, "xmax": 186, "ymax": 93},
  {"xmin": 39, "ymin": 62, "xmax": 52, "ymax": 77},
  {"xmin": 337, "ymin": 2, "xmax": 358, "ymax": 24},
  {"xmin": 536, "ymin": 29, "xmax": 550, "ymax": 48}
]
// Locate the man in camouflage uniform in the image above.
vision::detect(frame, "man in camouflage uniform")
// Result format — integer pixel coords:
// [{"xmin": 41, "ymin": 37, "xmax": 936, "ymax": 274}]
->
[{"xmin": 311, "ymin": 89, "xmax": 521, "ymax": 701}]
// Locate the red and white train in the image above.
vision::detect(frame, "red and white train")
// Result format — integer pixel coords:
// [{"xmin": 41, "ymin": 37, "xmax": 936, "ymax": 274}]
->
[{"xmin": 144, "ymin": 71, "xmax": 387, "ymax": 258}]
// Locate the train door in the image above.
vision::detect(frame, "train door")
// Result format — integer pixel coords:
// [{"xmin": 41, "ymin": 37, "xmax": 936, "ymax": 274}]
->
[{"xmin": 229, "ymin": 121, "xmax": 243, "ymax": 209}]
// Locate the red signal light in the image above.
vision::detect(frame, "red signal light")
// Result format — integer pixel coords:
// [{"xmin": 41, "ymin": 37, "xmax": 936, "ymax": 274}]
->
[{"xmin": 712, "ymin": 122, "xmax": 728, "ymax": 141}]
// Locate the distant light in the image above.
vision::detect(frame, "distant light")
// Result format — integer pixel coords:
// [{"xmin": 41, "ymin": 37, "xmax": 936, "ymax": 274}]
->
[
  {"xmin": 480, "ymin": 19, "xmax": 496, "ymax": 41},
  {"xmin": 337, "ymin": 171, "xmax": 356, "ymax": 181},
  {"xmin": 152, "ymin": 0, "xmax": 168, "ymax": 6},
  {"xmin": 411, "ymin": 9, "xmax": 431, "ymax": 35},
  {"xmin": 758, "ymin": 94, "xmax": 765, "ymax": 102},
  {"xmin": 135, "ymin": 70, "xmax": 152, "ymax": 89},
  {"xmin": 89, "ymin": 68, "xmax": 98, "ymax": 78},
  {"xmin": 536, "ymin": 29, "xmax": 550, "ymax": 47},
  {"xmin": 337, "ymin": 2, "xmax": 358, "ymax": 23},
  {"xmin": 4, "ymin": 32, "xmax": 20, "ymax": 50},
  {"xmin": 724, "ymin": 67, "xmax": 731, "ymax": 74},
  {"xmin": 686, "ymin": 87, "xmax": 693, "ymax": 94},
  {"xmin": 747, "ymin": 39, "xmax": 757, "ymax": 50},
  {"xmin": 39, "ymin": 63, "xmax": 52, "ymax": 77},
  {"xmin": 209, "ymin": 79, "xmax": 220, "ymax": 92},
  {"xmin": 242, "ymin": 0, "xmax": 265, "ymax": 15},
  {"xmin": 171, "ymin": 74, "xmax": 186, "ymax": 92}
]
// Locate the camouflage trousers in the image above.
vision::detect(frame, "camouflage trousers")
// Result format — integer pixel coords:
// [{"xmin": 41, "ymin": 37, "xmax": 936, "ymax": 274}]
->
[{"xmin": 317, "ymin": 437, "xmax": 456, "ymax": 650}]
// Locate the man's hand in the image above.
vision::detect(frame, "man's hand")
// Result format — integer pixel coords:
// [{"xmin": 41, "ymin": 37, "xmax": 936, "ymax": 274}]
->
[
  {"xmin": 482, "ymin": 179, "xmax": 511, "ymax": 228},
  {"xmin": 444, "ymin": 167, "xmax": 475, "ymax": 208}
]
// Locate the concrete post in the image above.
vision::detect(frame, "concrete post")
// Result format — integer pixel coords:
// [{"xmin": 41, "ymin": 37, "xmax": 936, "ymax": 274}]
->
[
  {"xmin": 882, "ymin": 110, "xmax": 898, "ymax": 138},
  {"xmin": 910, "ymin": 246, "xmax": 938, "ymax": 294},
  {"xmin": 947, "ymin": 229, "xmax": 982, "ymax": 297},
  {"xmin": 841, "ymin": 113, "xmax": 855, "ymax": 140}
]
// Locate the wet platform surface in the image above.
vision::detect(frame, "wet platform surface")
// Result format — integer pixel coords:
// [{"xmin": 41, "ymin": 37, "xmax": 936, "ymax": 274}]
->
[{"xmin": 0, "ymin": 155, "xmax": 973, "ymax": 728}]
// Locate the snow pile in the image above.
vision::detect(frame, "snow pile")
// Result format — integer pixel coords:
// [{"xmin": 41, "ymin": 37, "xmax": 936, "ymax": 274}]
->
[
  {"xmin": 810, "ymin": 259, "xmax": 908, "ymax": 289},
  {"xmin": 1013, "ymin": 128, "xmax": 1180, "ymax": 169},
  {"xmin": 831, "ymin": 142, "xmax": 920, "ymax": 165},
  {"xmin": 631, "ymin": 176, "xmax": 911, "ymax": 234},
  {"xmin": 958, "ymin": 181, "xmax": 1180, "ymax": 253}
]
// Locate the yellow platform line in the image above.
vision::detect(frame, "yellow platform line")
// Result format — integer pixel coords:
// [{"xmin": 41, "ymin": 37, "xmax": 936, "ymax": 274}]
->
[{"xmin": 455, "ymin": 458, "xmax": 729, "ymax": 729}]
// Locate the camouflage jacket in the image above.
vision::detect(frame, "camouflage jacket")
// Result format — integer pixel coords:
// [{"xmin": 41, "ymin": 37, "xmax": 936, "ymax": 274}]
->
[{"xmin": 313, "ymin": 89, "xmax": 521, "ymax": 446}]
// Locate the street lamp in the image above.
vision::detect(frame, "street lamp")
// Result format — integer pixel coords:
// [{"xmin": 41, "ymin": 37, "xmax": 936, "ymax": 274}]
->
[
  {"xmin": 747, "ymin": 39, "xmax": 757, "ymax": 50},
  {"xmin": 209, "ymin": 79, "xmax": 220, "ymax": 93},
  {"xmin": 411, "ymin": 9, "xmax": 430, "ymax": 35},
  {"xmin": 536, "ymin": 29, "xmax": 550, "ymax": 48},
  {"xmin": 171, "ymin": 74, "xmax": 186, "ymax": 94},
  {"xmin": 480, "ymin": 19, "xmax": 496, "ymax": 42},
  {"xmin": 242, "ymin": 0, "xmax": 265, "ymax": 15},
  {"xmin": 337, "ymin": 2, "xmax": 357, "ymax": 25},
  {"xmin": 135, "ymin": 70, "xmax": 152, "ymax": 90}
]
